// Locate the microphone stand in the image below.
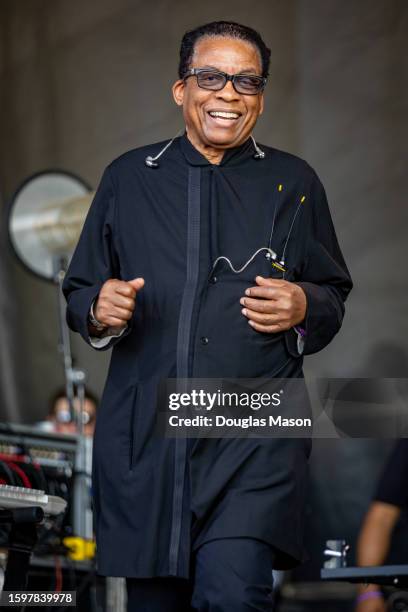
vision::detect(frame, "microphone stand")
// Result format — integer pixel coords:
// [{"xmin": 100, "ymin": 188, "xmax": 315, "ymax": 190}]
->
[{"xmin": 53, "ymin": 256, "xmax": 93, "ymax": 539}]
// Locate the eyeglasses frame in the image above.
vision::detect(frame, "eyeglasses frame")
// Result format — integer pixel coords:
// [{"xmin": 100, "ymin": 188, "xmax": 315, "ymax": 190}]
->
[{"xmin": 183, "ymin": 68, "xmax": 267, "ymax": 95}]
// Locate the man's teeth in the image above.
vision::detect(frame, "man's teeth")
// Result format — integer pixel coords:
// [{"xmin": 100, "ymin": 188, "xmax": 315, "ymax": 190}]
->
[{"xmin": 209, "ymin": 111, "xmax": 240, "ymax": 119}]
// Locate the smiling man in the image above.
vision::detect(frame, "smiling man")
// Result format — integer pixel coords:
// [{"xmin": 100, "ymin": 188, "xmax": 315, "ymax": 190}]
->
[
  {"xmin": 173, "ymin": 35, "xmax": 265, "ymax": 162},
  {"xmin": 62, "ymin": 21, "xmax": 353, "ymax": 611}
]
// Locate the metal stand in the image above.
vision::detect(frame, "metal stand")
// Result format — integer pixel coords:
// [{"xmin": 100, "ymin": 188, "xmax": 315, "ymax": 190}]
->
[
  {"xmin": 54, "ymin": 258, "xmax": 93, "ymax": 539},
  {"xmin": 106, "ymin": 577, "xmax": 127, "ymax": 612}
]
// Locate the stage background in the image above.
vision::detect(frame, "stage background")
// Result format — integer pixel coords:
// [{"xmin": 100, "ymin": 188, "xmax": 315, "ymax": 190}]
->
[{"xmin": 0, "ymin": 0, "xmax": 407, "ymax": 583}]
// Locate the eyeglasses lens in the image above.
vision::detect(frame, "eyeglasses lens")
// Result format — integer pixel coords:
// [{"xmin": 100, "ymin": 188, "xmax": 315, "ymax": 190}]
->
[
  {"xmin": 196, "ymin": 71, "xmax": 263, "ymax": 95},
  {"xmin": 235, "ymin": 76, "xmax": 263, "ymax": 94},
  {"xmin": 197, "ymin": 71, "xmax": 226, "ymax": 90}
]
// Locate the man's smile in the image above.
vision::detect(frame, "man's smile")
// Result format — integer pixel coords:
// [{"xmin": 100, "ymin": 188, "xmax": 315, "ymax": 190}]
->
[{"xmin": 206, "ymin": 108, "xmax": 242, "ymax": 126}]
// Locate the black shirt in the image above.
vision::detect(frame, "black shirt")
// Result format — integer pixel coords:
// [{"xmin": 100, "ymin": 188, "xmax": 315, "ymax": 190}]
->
[{"xmin": 376, "ymin": 440, "xmax": 408, "ymax": 508}]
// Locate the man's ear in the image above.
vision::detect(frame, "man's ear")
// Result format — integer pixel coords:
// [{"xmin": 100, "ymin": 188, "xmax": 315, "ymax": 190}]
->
[
  {"xmin": 172, "ymin": 80, "xmax": 185, "ymax": 106},
  {"xmin": 258, "ymin": 92, "xmax": 265, "ymax": 116}
]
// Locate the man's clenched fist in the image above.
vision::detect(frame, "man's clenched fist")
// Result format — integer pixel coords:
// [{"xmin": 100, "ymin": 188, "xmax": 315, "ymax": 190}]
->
[
  {"xmin": 240, "ymin": 275, "xmax": 307, "ymax": 333},
  {"xmin": 92, "ymin": 278, "xmax": 145, "ymax": 331}
]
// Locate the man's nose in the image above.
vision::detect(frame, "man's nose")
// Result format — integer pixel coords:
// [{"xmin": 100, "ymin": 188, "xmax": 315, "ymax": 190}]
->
[{"xmin": 215, "ymin": 79, "xmax": 240, "ymax": 101}]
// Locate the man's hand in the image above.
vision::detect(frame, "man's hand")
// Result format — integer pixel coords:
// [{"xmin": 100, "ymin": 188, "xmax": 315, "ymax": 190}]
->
[
  {"xmin": 93, "ymin": 278, "xmax": 145, "ymax": 330},
  {"xmin": 239, "ymin": 276, "xmax": 307, "ymax": 333}
]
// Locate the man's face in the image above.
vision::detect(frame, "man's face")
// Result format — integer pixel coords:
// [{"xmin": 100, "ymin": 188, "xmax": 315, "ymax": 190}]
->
[
  {"xmin": 51, "ymin": 397, "xmax": 96, "ymax": 436},
  {"xmin": 172, "ymin": 36, "xmax": 265, "ymax": 151}
]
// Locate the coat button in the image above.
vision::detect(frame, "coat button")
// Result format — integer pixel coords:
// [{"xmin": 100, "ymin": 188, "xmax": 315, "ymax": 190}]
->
[
  {"xmin": 200, "ymin": 336, "xmax": 209, "ymax": 345},
  {"xmin": 209, "ymin": 276, "xmax": 217, "ymax": 284}
]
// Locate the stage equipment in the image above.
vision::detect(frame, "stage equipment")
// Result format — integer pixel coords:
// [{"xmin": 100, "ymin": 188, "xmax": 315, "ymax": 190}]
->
[
  {"xmin": 7, "ymin": 171, "xmax": 95, "ymax": 540},
  {"xmin": 0, "ymin": 484, "xmax": 66, "ymax": 515},
  {"xmin": 0, "ymin": 423, "xmax": 93, "ymax": 544},
  {"xmin": 0, "ymin": 476, "xmax": 66, "ymax": 591},
  {"xmin": 322, "ymin": 539, "xmax": 408, "ymax": 611},
  {"xmin": 7, "ymin": 171, "xmax": 93, "ymax": 281}
]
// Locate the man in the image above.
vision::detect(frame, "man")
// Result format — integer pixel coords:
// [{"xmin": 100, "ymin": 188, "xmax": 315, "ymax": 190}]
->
[
  {"xmin": 355, "ymin": 440, "xmax": 408, "ymax": 612},
  {"xmin": 35, "ymin": 388, "xmax": 97, "ymax": 437},
  {"xmin": 62, "ymin": 21, "xmax": 352, "ymax": 611}
]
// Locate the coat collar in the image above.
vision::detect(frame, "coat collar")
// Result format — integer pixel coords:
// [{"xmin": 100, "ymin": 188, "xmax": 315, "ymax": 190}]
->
[{"xmin": 179, "ymin": 130, "xmax": 256, "ymax": 167}]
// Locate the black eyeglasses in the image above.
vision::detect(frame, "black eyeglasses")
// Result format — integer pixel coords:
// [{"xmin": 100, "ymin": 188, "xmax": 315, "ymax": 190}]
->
[{"xmin": 183, "ymin": 68, "xmax": 266, "ymax": 95}]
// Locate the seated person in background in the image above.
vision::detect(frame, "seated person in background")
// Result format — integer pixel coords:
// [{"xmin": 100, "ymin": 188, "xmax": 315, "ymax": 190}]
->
[
  {"xmin": 355, "ymin": 439, "xmax": 408, "ymax": 611},
  {"xmin": 36, "ymin": 387, "xmax": 97, "ymax": 437}
]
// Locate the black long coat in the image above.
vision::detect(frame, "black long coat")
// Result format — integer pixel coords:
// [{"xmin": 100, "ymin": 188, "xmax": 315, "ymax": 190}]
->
[{"xmin": 62, "ymin": 132, "xmax": 352, "ymax": 578}]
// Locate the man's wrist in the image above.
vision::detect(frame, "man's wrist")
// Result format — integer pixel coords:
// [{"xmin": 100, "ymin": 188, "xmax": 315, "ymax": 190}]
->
[
  {"xmin": 356, "ymin": 589, "xmax": 383, "ymax": 603},
  {"xmin": 293, "ymin": 283, "xmax": 307, "ymax": 333},
  {"xmin": 294, "ymin": 324, "xmax": 306, "ymax": 337},
  {"xmin": 88, "ymin": 299, "xmax": 107, "ymax": 331},
  {"xmin": 88, "ymin": 322, "xmax": 105, "ymax": 337}
]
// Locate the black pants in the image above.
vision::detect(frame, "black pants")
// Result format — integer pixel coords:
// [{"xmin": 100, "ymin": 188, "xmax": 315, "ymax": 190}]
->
[{"xmin": 126, "ymin": 537, "xmax": 276, "ymax": 611}]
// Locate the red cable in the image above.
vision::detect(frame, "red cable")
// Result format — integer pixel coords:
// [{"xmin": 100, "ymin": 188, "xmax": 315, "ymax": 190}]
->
[
  {"xmin": 0, "ymin": 452, "xmax": 41, "ymax": 469},
  {"xmin": 54, "ymin": 555, "xmax": 63, "ymax": 592},
  {"xmin": 6, "ymin": 462, "xmax": 32, "ymax": 488}
]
